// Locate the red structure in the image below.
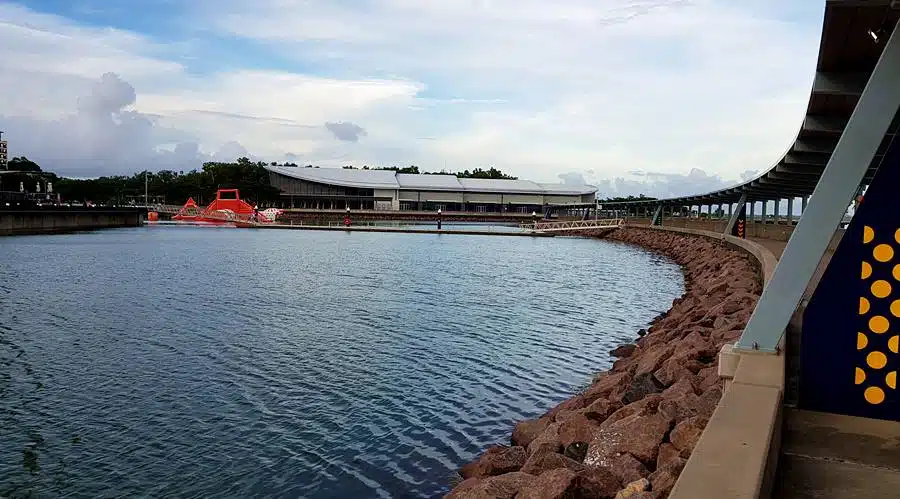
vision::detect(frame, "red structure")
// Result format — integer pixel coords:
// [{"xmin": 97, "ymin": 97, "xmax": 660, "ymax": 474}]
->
[{"xmin": 172, "ymin": 189, "xmax": 278, "ymax": 225}]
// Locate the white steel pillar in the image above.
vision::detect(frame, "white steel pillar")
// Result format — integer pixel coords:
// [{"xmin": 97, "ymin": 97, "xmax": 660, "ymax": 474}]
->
[{"xmin": 736, "ymin": 26, "xmax": 900, "ymax": 352}]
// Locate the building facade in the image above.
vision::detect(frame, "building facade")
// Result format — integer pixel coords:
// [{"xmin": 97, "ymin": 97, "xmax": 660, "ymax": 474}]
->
[
  {"xmin": 266, "ymin": 166, "xmax": 597, "ymax": 212},
  {"xmin": 0, "ymin": 137, "xmax": 7, "ymax": 170}
]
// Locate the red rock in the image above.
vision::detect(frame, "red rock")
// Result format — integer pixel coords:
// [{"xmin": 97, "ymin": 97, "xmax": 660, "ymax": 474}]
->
[
  {"xmin": 602, "ymin": 394, "xmax": 662, "ymax": 428},
  {"xmin": 445, "ymin": 478, "xmax": 481, "ymax": 499},
  {"xmin": 696, "ymin": 385, "xmax": 723, "ymax": 420},
  {"xmin": 447, "ymin": 472, "xmax": 537, "ymax": 499},
  {"xmin": 576, "ymin": 467, "xmax": 622, "ymax": 498},
  {"xmin": 584, "ymin": 398, "xmax": 622, "ymax": 422},
  {"xmin": 654, "ymin": 359, "xmax": 693, "ymax": 387},
  {"xmin": 605, "ymin": 453, "xmax": 648, "ymax": 484},
  {"xmin": 558, "ymin": 413, "xmax": 602, "ymax": 448},
  {"xmin": 544, "ymin": 395, "xmax": 587, "ymax": 421},
  {"xmin": 658, "ymin": 392, "xmax": 702, "ymax": 423},
  {"xmin": 611, "ymin": 344, "xmax": 638, "ymax": 358},
  {"xmin": 635, "ymin": 346, "xmax": 674, "ymax": 376},
  {"xmin": 670, "ymin": 416, "xmax": 707, "ymax": 454},
  {"xmin": 527, "ymin": 423, "xmax": 562, "ymax": 456},
  {"xmin": 459, "ymin": 445, "xmax": 527, "ymax": 479},
  {"xmin": 648, "ymin": 469, "xmax": 678, "ymax": 496},
  {"xmin": 656, "ymin": 443, "xmax": 680, "ymax": 471},
  {"xmin": 515, "ymin": 468, "xmax": 577, "ymax": 499},
  {"xmin": 584, "ymin": 412, "xmax": 673, "ymax": 466},
  {"xmin": 615, "ymin": 477, "xmax": 650, "ymax": 498},
  {"xmin": 512, "ymin": 418, "xmax": 551, "ymax": 448},
  {"xmin": 695, "ymin": 366, "xmax": 721, "ymax": 391},
  {"xmin": 661, "ymin": 377, "xmax": 696, "ymax": 400},
  {"xmin": 622, "ymin": 372, "xmax": 666, "ymax": 404},
  {"xmin": 520, "ymin": 451, "xmax": 585, "ymax": 475}
]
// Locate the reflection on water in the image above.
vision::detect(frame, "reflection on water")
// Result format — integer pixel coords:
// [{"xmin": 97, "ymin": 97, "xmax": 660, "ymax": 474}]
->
[{"xmin": 0, "ymin": 227, "xmax": 683, "ymax": 498}]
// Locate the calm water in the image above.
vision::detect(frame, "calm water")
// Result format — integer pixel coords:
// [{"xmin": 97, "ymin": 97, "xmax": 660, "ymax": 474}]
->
[{"xmin": 0, "ymin": 227, "xmax": 683, "ymax": 498}]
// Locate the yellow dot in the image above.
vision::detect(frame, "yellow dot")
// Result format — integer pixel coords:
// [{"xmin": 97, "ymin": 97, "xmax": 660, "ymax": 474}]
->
[
  {"xmin": 868, "ymin": 351, "xmax": 888, "ymax": 369},
  {"xmin": 870, "ymin": 315, "xmax": 890, "ymax": 334},
  {"xmin": 888, "ymin": 372, "xmax": 897, "ymax": 390},
  {"xmin": 858, "ymin": 332, "xmax": 869, "ymax": 350},
  {"xmin": 865, "ymin": 226, "xmax": 875, "ymax": 243},
  {"xmin": 892, "ymin": 301, "xmax": 900, "ymax": 318},
  {"xmin": 863, "ymin": 261, "xmax": 873, "ymax": 279},
  {"xmin": 856, "ymin": 367, "xmax": 867, "ymax": 384},
  {"xmin": 865, "ymin": 386, "xmax": 886, "ymax": 404},
  {"xmin": 872, "ymin": 280, "xmax": 893, "ymax": 298},
  {"xmin": 861, "ymin": 297, "xmax": 871, "ymax": 314},
  {"xmin": 896, "ymin": 229, "xmax": 900, "ymax": 245},
  {"xmin": 875, "ymin": 244, "xmax": 894, "ymax": 263},
  {"xmin": 891, "ymin": 336, "xmax": 899, "ymax": 354}
]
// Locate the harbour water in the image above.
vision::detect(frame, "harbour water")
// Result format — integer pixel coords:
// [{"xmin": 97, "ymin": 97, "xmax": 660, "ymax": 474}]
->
[{"xmin": 0, "ymin": 227, "xmax": 683, "ymax": 498}]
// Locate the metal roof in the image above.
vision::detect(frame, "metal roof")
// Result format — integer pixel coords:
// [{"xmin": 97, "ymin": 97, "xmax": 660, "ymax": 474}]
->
[
  {"xmin": 601, "ymin": 0, "xmax": 900, "ymax": 209},
  {"xmin": 268, "ymin": 166, "xmax": 598, "ymax": 196}
]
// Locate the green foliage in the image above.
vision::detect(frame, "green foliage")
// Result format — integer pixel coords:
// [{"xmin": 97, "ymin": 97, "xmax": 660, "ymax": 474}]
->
[
  {"xmin": 597, "ymin": 194, "xmax": 657, "ymax": 202},
  {"xmin": 49, "ymin": 157, "xmax": 280, "ymax": 205},
  {"xmin": 339, "ymin": 164, "xmax": 514, "ymax": 178}
]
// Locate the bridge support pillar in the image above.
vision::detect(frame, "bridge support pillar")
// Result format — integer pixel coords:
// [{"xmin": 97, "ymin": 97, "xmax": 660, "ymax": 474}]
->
[
  {"xmin": 774, "ymin": 198, "xmax": 780, "ymax": 224},
  {"xmin": 724, "ymin": 193, "xmax": 747, "ymax": 236},
  {"xmin": 761, "ymin": 200, "xmax": 768, "ymax": 222},
  {"xmin": 651, "ymin": 204, "xmax": 663, "ymax": 226},
  {"xmin": 801, "ymin": 195, "xmax": 808, "ymax": 213},
  {"xmin": 735, "ymin": 22, "xmax": 900, "ymax": 353},
  {"xmin": 787, "ymin": 197, "xmax": 794, "ymax": 224},
  {"xmin": 749, "ymin": 201, "xmax": 755, "ymax": 222}
]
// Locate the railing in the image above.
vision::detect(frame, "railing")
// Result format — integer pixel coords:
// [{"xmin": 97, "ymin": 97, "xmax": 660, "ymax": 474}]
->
[{"xmin": 520, "ymin": 218, "xmax": 624, "ymax": 232}]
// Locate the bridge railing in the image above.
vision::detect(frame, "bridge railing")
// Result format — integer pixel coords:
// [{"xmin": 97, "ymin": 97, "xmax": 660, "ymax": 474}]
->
[{"xmin": 520, "ymin": 218, "xmax": 624, "ymax": 231}]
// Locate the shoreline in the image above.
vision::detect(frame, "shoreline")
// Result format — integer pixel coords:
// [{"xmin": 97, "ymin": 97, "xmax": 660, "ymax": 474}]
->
[{"xmin": 445, "ymin": 226, "xmax": 762, "ymax": 499}]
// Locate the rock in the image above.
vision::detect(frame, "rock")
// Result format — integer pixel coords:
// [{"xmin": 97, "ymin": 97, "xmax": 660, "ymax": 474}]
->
[
  {"xmin": 448, "ymin": 472, "xmax": 537, "ymax": 499},
  {"xmin": 521, "ymin": 450, "xmax": 586, "ymax": 475},
  {"xmin": 583, "ymin": 372, "xmax": 631, "ymax": 404},
  {"xmin": 635, "ymin": 346, "xmax": 674, "ymax": 376},
  {"xmin": 602, "ymin": 394, "xmax": 662, "ymax": 429},
  {"xmin": 459, "ymin": 445, "xmax": 527, "ymax": 479},
  {"xmin": 696, "ymin": 384, "xmax": 723, "ymax": 420},
  {"xmin": 512, "ymin": 418, "xmax": 551, "ymax": 448},
  {"xmin": 656, "ymin": 443, "xmax": 680, "ymax": 471},
  {"xmin": 637, "ymin": 328, "xmax": 647, "ymax": 337},
  {"xmin": 696, "ymin": 367, "xmax": 721, "ymax": 391},
  {"xmin": 661, "ymin": 377, "xmax": 696, "ymax": 400},
  {"xmin": 648, "ymin": 469, "xmax": 678, "ymax": 496},
  {"xmin": 584, "ymin": 398, "xmax": 622, "ymax": 422},
  {"xmin": 659, "ymin": 456, "xmax": 687, "ymax": 476},
  {"xmin": 653, "ymin": 358, "xmax": 695, "ymax": 387},
  {"xmin": 658, "ymin": 392, "xmax": 701, "ymax": 423},
  {"xmin": 670, "ymin": 416, "xmax": 707, "ymax": 454},
  {"xmin": 527, "ymin": 423, "xmax": 563, "ymax": 456},
  {"xmin": 544, "ymin": 396, "xmax": 587, "ymax": 421},
  {"xmin": 446, "ymin": 478, "xmax": 482, "ymax": 499},
  {"xmin": 614, "ymin": 478, "xmax": 650, "ymax": 498},
  {"xmin": 605, "ymin": 453, "xmax": 648, "ymax": 484},
  {"xmin": 564, "ymin": 441, "xmax": 589, "ymax": 463},
  {"xmin": 584, "ymin": 412, "xmax": 673, "ymax": 466},
  {"xmin": 611, "ymin": 344, "xmax": 638, "ymax": 358},
  {"xmin": 558, "ymin": 413, "xmax": 602, "ymax": 448},
  {"xmin": 576, "ymin": 467, "xmax": 622, "ymax": 498},
  {"xmin": 622, "ymin": 372, "xmax": 666, "ymax": 404},
  {"xmin": 515, "ymin": 468, "xmax": 577, "ymax": 499}
]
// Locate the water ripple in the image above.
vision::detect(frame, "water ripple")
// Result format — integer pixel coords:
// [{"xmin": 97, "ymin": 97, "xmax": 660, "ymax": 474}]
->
[{"xmin": 0, "ymin": 228, "xmax": 683, "ymax": 498}]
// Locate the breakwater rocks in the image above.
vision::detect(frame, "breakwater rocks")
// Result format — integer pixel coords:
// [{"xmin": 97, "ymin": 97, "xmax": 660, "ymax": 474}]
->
[{"xmin": 445, "ymin": 227, "xmax": 762, "ymax": 499}]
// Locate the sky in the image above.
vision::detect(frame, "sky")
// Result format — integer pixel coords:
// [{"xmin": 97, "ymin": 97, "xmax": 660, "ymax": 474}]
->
[{"xmin": 0, "ymin": 0, "xmax": 826, "ymax": 198}]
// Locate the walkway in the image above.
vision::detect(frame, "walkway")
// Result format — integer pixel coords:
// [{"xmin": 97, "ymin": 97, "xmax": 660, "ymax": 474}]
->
[{"xmin": 751, "ymin": 233, "xmax": 900, "ymax": 498}]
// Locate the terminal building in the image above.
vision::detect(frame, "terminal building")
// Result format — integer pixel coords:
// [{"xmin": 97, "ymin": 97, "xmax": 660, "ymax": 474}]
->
[{"xmin": 266, "ymin": 165, "xmax": 597, "ymax": 212}]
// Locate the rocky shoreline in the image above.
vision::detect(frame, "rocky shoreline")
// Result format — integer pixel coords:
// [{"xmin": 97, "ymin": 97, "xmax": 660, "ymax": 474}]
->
[{"xmin": 445, "ymin": 227, "xmax": 762, "ymax": 499}]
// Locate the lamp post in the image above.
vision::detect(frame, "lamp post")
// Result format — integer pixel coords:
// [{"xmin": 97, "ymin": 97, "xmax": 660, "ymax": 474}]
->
[
  {"xmin": 344, "ymin": 205, "xmax": 351, "ymax": 227},
  {"xmin": 437, "ymin": 207, "xmax": 442, "ymax": 230},
  {"xmin": 532, "ymin": 210, "xmax": 537, "ymax": 228}
]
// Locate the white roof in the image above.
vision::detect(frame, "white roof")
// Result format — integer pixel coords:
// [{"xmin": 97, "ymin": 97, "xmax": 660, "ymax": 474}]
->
[{"xmin": 267, "ymin": 166, "xmax": 597, "ymax": 195}]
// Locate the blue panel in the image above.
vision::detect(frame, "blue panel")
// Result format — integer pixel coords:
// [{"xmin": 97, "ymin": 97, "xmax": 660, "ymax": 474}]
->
[
  {"xmin": 731, "ymin": 204, "xmax": 747, "ymax": 238},
  {"xmin": 801, "ymin": 138, "xmax": 900, "ymax": 420}
]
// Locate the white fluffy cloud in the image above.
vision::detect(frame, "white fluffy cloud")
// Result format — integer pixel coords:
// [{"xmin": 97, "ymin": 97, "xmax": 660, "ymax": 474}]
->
[{"xmin": 0, "ymin": 0, "xmax": 823, "ymax": 192}]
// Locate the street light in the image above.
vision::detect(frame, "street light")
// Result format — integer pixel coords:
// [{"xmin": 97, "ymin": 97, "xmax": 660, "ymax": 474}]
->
[{"xmin": 437, "ymin": 207, "xmax": 442, "ymax": 230}]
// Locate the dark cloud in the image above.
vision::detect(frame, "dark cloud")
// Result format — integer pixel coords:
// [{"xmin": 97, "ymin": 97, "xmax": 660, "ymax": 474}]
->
[
  {"xmin": 0, "ymin": 72, "xmax": 254, "ymax": 177},
  {"xmin": 325, "ymin": 121, "xmax": 367, "ymax": 142}
]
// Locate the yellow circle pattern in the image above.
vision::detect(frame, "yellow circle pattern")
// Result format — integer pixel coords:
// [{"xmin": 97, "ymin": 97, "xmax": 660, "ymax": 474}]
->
[
  {"xmin": 865, "ymin": 226, "xmax": 875, "ymax": 244},
  {"xmin": 858, "ymin": 332, "xmax": 869, "ymax": 350},
  {"xmin": 870, "ymin": 316, "xmax": 890, "ymax": 334},
  {"xmin": 872, "ymin": 280, "xmax": 892, "ymax": 298},
  {"xmin": 875, "ymin": 244, "xmax": 894, "ymax": 262},
  {"xmin": 858, "ymin": 226, "xmax": 897, "ymax": 406},
  {"xmin": 866, "ymin": 386, "xmax": 886, "ymax": 404}
]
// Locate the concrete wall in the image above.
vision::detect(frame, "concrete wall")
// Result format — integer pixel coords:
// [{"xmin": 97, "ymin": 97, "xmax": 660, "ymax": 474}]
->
[
  {"xmin": 627, "ymin": 216, "xmax": 798, "ymax": 241},
  {"xmin": 0, "ymin": 209, "xmax": 144, "ymax": 236}
]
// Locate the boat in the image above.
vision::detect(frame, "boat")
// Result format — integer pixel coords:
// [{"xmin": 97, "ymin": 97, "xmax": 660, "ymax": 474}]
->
[{"xmin": 169, "ymin": 189, "xmax": 282, "ymax": 226}]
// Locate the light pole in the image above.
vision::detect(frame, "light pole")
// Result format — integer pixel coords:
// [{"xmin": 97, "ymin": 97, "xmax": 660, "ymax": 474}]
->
[
  {"xmin": 144, "ymin": 171, "xmax": 149, "ymax": 207},
  {"xmin": 437, "ymin": 207, "xmax": 442, "ymax": 230},
  {"xmin": 344, "ymin": 205, "xmax": 351, "ymax": 227},
  {"xmin": 532, "ymin": 210, "xmax": 537, "ymax": 228}
]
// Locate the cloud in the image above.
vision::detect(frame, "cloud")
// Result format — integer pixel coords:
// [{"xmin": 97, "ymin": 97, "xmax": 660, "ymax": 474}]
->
[
  {"xmin": 558, "ymin": 172, "xmax": 588, "ymax": 185},
  {"xmin": 0, "ymin": 0, "xmax": 824, "ymax": 188},
  {"xmin": 325, "ymin": 121, "xmax": 368, "ymax": 142}
]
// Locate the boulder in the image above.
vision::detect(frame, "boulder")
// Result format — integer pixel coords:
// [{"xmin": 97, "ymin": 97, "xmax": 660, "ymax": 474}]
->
[
  {"xmin": 558, "ymin": 413, "xmax": 602, "ymax": 448},
  {"xmin": 602, "ymin": 394, "xmax": 662, "ymax": 429},
  {"xmin": 658, "ymin": 392, "xmax": 701, "ymax": 423},
  {"xmin": 459, "ymin": 445, "xmax": 527, "ymax": 479},
  {"xmin": 656, "ymin": 443, "xmax": 680, "ymax": 471},
  {"xmin": 584, "ymin": 398, "xmax": 622, "ymax": 422},
  {"xmin": 584, "ymin": 412, "xmax": 673, "ymax": 466},
  {"xmin": 521, "ymin": 451, "xmax": 585, "ymax": 476},
  {"xmin": 447, "ymin": 472, "xmax": 537, "ymax": 499},
  {"xmin": 614, "ymin": 478, "xmax": 650, "ymax": 499},
  {"xmin": 661, "ymin": 377, "xmax": 696, "ymax": 400},
  {"xmin": 576, "ymin": 467, "xmax": 622, "ymax": 498},
  {"xmin": 583, "ymin": 372, "xmax": 631, "ymax": 404},
  {"xmin": 514, "ymin": 468, "xmax": 577, "ymax": 499},
  {"xmin": 604, "ymin": 453, "xmax": 648, "ymax": 484},
  {"xmin": 696, "ymin": 385, "xmax": 724, "ymax": 420},
  {"xmin": 670, "ymin": 416, "xmax": 707, "ymax": 454},
  {"xmin": 648, "ymin": 469, "xmax": 678, "ymax": 497},
  {"xmin": 512, "ymin": 418, "xmax": 551, "ymax": 448},
  {"xmin": 611, "ymin": 344, "xmax": 638, "ymax": 358},
  {"xmin": 635, "ymin": 346, "xmax": 675, "ymax": 376},
  {"xmin": 622, "ymin": 372, "xmax": 666, "ymax": 404},
  {"xmin": 445, "ymin": 478, "xmax": 481, "ymax": 499},
  {"xmin": 543, "ymin": 396, "xmax": 587, "ymax": 421},
  {"xmin": 527, "ymin": 423, "xmax": 563, "ymax": 456}
]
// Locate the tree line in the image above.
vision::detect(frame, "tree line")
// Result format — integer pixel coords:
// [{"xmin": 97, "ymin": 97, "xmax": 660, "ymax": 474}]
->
[{"xmin": 339, "ymin": 165, "xmax": 517, "ymax": 179}]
